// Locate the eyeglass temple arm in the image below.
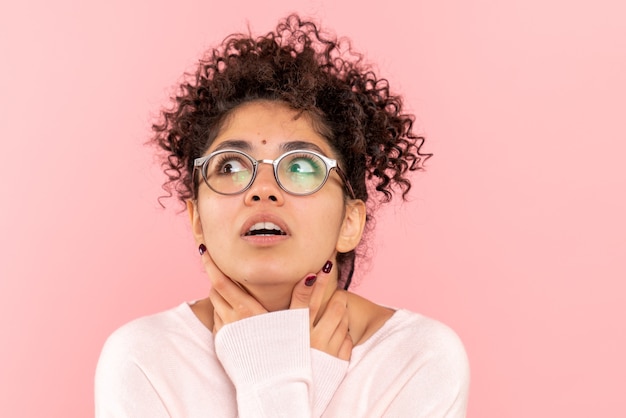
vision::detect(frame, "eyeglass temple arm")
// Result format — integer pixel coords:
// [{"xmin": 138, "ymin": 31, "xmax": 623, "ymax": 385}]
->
[{"xmin": 334, "ymin": 167, "xmax": 356, "ymax": 199}]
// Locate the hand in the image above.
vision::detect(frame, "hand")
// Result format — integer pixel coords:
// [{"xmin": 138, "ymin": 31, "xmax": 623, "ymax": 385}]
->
[
  {"xmin": 290, "ymin": 263, "xmax": 353, "ymax": 361},
  {"xmin": 202, "ymin": 250, "xmax": 326, "ymax": 334},
  {"xmin": 202, "ymin": 250, "xmax": 267, "ymax": 333}
]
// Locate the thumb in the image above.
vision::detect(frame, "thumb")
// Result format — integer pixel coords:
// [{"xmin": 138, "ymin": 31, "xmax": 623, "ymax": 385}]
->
[{"xmin": 289, "ymin": 274, "xmax": 317, "ymax": 309}]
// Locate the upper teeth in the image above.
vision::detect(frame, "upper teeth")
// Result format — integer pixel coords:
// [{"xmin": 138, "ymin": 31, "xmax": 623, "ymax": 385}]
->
[{"xmin": 248, "ymin": 222, "xmax": 283, "ymax": 233}]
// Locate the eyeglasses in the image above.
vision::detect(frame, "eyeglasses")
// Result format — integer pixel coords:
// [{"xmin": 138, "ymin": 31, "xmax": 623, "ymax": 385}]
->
[{"xmin": 193, "ymin": 149, "xmax": 355, "ymax": 198}]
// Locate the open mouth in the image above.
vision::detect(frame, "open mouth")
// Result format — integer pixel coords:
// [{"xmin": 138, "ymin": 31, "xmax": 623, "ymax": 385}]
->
[{"xmin": 244, "ymin": 222, "xmax": 287, "ymax": 236}]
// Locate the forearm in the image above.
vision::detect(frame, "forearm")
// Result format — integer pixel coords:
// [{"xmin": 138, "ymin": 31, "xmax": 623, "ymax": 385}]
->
[{"xmin": 214, "ymin": 309, "xmax": 315, "ymax": 417}]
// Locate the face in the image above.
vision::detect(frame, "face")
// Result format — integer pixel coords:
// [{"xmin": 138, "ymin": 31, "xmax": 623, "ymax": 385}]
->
[{"xmin": 189, "ymin": 100, "xmax": 365, "ymax": 287}]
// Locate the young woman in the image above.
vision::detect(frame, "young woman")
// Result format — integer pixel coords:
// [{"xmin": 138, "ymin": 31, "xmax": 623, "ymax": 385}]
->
[{"xmin": 95, "ymin": 14, "xmax": 469, "ymax": 417}]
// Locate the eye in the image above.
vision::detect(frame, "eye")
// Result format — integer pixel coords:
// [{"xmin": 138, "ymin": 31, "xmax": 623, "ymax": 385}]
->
[
  {"xmin": 213, "ymin": 154, "xmax": 250, "ymax": 175},
  {"xmin": 286, "ymin": 154, "xmax": 322, "ymax": 175}
]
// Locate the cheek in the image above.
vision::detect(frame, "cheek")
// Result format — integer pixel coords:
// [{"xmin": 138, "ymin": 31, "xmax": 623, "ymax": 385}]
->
[
  {"xmin": 197, "ymin": 201, "xmax": 239, "ymax": 274},
  {"xmin": 197, "ymin": 200, "xmax": 235, "ymax": 239},
  {"xmin": 302, "ymin": 199, "xmax": 346, "ymax": 243}
]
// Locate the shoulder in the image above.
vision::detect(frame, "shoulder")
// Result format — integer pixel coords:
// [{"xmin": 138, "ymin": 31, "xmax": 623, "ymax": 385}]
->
[
  {"xmin": 384, "ymin": 310, "xmax": 470, "ymax": 401},
  {"xmin": 351, "ymin": 293, "xmax": 468, "ymax": 370},
  {"xmin": 95, "ymin": 304, "xmax": 211, "ymax": 416},
  {"xmin": 356, "ymin": 309, "xmax": 470, "ymax": 391},
  {"xmin": 348, "ymin": 310, "xmax": 470, "ymax": 415},
  {"xmin": 102, "ymin": 304, "xmax": 180, "ymax": 345},
  {"xmin": 97, "ymin": 303, "xmax": 206, "ymax": 367},
  {"xmin": 395, "ymin": 310, "xmax": 466, "ymax": 351},
  {"xmin": 380, "ymin": 309, "xmax": 468, "ymax": 371}
]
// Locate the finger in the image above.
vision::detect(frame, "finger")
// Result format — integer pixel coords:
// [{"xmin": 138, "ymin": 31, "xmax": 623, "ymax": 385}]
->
[
  {"xmin": 326, "ymin": 309, "xmax": 350, "ymax": 354},
  {"xmin": 199, "ymin": 247, "xmax": 229, "ymax": 286},
  {"xmin": 203, "ymin": 252, "xmax": 265, "ymax": 316},
  {"xmin": 310, "ymin": 291, "xmax": 348, "ymax": 349},
  {"xmin": 209, "ymin": 287, "xmax": 233, "ymax": 321},
  {"xmin": 289, "ymin": 274, "xmax": 318, "ymax": 310},
  {"xmin": 201, "ymin": 248, "xmax": 251, "ymax": 299},
  {"xmin": 210, "ymin": 283, "xmax": 266, "ymax": 326},
  {"xmin": 213, "ymin": 309, "xmax": 224, "ymax": 334},
  {"xmin": 210, "ymin": 286, "xmax": 257, "ymax": 332},
  {"xmin": 337, "ymin": 333, "xmax": 353, "ymax": 361},
  {"xmin": 308, "ymin": 260, "xmax": 334, "ymax": 326}
]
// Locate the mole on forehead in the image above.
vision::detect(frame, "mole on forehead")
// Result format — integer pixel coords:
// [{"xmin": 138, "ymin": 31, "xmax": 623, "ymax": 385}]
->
[{"xmin": 261, "ymin": 139, "xmax": 267, "ymax": 145}]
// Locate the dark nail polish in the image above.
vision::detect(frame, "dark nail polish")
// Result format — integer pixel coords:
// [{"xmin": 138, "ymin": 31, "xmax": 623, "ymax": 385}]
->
[
  {"xmin": 305, "ymin": 275, "xmax": 317, "ymax": 287},
  {"xmin": 322, "ymin": 260, "xmax": 333, "ymax": 274},
  {"xmin": 198, "ymin": 243, "xmax": 207, "ymax": 255}
]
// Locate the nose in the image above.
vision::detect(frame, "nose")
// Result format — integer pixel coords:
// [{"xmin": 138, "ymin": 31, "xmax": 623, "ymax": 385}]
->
[{"xmin": 243, "ymin": 162, "xmax": 284, "ymax": 205}]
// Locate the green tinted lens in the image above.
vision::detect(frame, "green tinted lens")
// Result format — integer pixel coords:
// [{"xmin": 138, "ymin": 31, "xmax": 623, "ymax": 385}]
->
[
  {"xmin": 205, "ymin": 152, "xmax": 254, "ymax": 193},
  {"xmin": 278, "ymin": 152, "xmax": 327, "ymax": 194}
]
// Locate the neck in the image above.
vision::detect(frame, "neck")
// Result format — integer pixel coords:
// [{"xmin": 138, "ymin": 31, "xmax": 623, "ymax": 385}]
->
[
  {"xmin": 243, "ymin": 283, "xmax": 295, "ymax": 312},
  {"xmin": 241, "ymin": 274, "xmax": 340, "ymax": 315}
]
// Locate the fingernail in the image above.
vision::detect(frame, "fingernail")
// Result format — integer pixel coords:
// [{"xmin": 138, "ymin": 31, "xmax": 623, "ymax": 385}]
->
[
  {"xmin": 305, "ymin": 275, "xmax": 317, "ymax": 287},
  {"xmin": 322, "ymin": 260, "xmax": 333, "ymax": 274},
  {"xmin": 198, "ymin": 243, "xmax": 207, "ymax": 255}
]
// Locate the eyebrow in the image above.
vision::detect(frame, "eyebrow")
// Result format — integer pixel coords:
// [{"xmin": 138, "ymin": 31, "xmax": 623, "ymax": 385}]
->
[
  {"xmin": 280, "ymin": 141, "xmax": 326, "ymax": 155},
  {"xmin": 213, "ymin": 140, "xmax": 253, "ymax": 152},
  {"xmin": 213, "ymin": 140, "xmax": 327, "ymax": 156}
]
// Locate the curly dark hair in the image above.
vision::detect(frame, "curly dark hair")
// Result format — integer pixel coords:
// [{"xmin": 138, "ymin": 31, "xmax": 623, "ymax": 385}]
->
[{"xmin": 151, "ymin": 14, "xmax": 430, "ymax": 289}]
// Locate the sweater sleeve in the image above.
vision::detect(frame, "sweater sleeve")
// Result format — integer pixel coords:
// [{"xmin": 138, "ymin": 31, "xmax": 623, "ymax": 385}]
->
[
  {"xmin": 214, "ymin": 308, "xmax": 314, "ymax": 418},
  {"xmin": 310, "ymin": 349, "xmax": 348, "ymax": 416}
]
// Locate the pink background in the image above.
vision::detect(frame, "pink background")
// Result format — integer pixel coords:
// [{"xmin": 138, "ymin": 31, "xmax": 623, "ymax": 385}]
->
[{"xmin": 1, "ymin": 0, "xmax": 625, "ymax": 417}]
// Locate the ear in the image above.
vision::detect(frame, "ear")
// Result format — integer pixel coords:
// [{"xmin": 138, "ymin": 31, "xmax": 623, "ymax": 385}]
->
[
  {"xmin": 336, "ymin": 199, "xmax": 367, "ymax": 253},
  {"xmin": 187, "ymin": 199, "xmax": 204, "ymax": 245}
]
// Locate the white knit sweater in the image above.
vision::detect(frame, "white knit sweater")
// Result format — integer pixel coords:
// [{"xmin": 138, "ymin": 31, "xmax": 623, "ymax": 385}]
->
[{"xmin": 95, "ymin": 303, "xmax": 469, "ymax": 417}]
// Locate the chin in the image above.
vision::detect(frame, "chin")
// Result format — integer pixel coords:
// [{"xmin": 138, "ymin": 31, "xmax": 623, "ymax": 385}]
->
[
  {"xmin": 223, "ymin": 261, "xmax": 313, "ymax": 287},
  {"xmin": 212, "ymin": 248, "xmax": 330, "ymax": 285},
  {"xmin": 234, "ymin": 269, "xmax": 305, "ymax": 286}
]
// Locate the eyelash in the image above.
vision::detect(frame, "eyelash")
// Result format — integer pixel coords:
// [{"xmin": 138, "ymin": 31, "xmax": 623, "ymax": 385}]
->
[
  {"xmin": 213, "ymin": 154, "xmax": 248, "ymax": 172},
  {"xmin": 290, "ymin": 152, "xmax": 319, "ymax": 161}
]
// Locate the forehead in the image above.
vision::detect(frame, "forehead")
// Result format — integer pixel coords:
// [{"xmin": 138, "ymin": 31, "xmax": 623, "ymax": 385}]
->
[{"xmin": 208, "ymin": 101, "xmax": 334, "ymax": 156}]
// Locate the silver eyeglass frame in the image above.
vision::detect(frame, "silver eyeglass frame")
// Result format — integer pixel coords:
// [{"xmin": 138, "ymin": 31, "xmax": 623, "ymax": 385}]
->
[{"xmin": 193, "ymin": 149, "xmax": 355, "ymax": 198}]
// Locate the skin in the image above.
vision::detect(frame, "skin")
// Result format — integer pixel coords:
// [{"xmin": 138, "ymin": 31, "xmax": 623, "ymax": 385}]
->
[{"xmin": 187, "ymin": 101, "xmax": 394, "ymax": 360}]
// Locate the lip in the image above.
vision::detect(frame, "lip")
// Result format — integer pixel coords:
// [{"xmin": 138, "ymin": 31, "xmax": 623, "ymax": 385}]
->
[
  {"xmin": 241, "ymin": 234, "xmax": 290, "ymax": 246},
  {"xmin": 240, "ymin": 213, "xmax": 291, "ymax": 238}
]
